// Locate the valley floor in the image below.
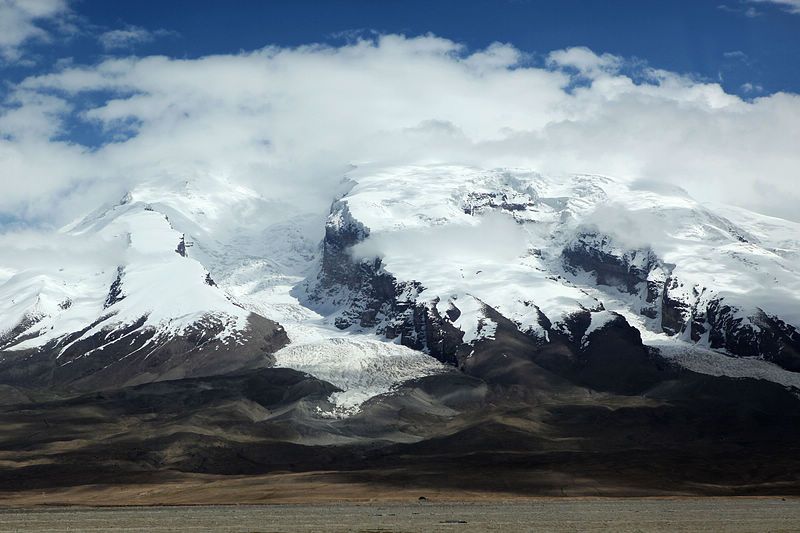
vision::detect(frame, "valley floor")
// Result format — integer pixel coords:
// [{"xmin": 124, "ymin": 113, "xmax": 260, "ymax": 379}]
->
[{"xmin": 0, "ymin": 499, "xmax": 798, "ymax": 532}]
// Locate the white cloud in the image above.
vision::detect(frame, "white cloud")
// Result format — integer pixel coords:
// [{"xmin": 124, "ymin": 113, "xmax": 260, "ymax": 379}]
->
[
  {"xmin": 0, "ymin": 0, "xmax": 69, "ymax": 62},
  {"xmin": 547, "ymin": 46, "xmax": 622, "ymax": 78},
  {"xmin": 723, "ymin": 50, "xmax": 748, "ymax": 61},
  {"xmin": 352, "ymin": 211, "xmax": 528, "ymax": 264},
  {"xmin": 1, "ymin": 35, "xmax": 799, "ymax": 228},
  {"xmin": 98, "ymin": 25, "xmax": 177, "ymax": 50},
  {"xmin": 718, "ymin": 3, "xmax": 762, "ymax": 16},
  {"xmin": 746, "ymin": 0, "xmax": 800, "ymax": 14},
  {"xmin": 741, "ymin": 82, "xmax": 764, "ymax": 93}
]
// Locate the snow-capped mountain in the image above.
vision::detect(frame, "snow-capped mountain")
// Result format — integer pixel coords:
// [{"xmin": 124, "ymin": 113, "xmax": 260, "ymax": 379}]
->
[
  {"xmin": 1, "ymin": 165, "xmax": 799, "ymax": 405},
  {"xmin": 306, "ymin": 165, "xmax": 800, "ymax": 383},
  {"xmin": 0, "ymin": 180, "xmax": 289, "ymax": 390}
]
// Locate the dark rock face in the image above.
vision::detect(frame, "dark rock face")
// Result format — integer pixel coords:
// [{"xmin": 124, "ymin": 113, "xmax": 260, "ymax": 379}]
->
[
  {"xmin": 104, "ymin": 266, "xmax": 126, "ymax": 309},
  {"xmin": 511, "ymin": 309, "xmax": 674, "ymax": 396},
  {"xmin": 0, "ymin": 313, "xmax": 45, "ymax": 350},
  {"xmin": 312, "ymin": 201, "xmax": 396, "ymax": 331},
  {"xmin": 706, "ymin": 299, "xmax": 754, "ymax": 355},
  {"xmin": 661, "ymin": 276, "xmax": 690, "ymax": 336},
  {"xmin": 754, "ymin": 314, "xmax": 800, "ymax": 372},
  {"xmin": 705, "ymin": 303, "xmax": 800, "ymax": 372},
  {"xmin": 318, "ymin": 202, "xmax": 371, "ymax": 293},
  {"xmin": 0, "ymin": 313, "xmax": 289, "ymax": 391},
  {"xmin": 308, "ymin": 201, "xmax": 468, "ymax": 365},
  {"xmin": 562, "ymin": 233, "xmax": 658, "ymax": 295},
  {"xmin": 561, "ymin": 230, "xmax": 800, "ymax": 372},
  {"xmin": 175, "ymin": 234, "xmax": 187, "ymax": 257},
  {"xmin": 660, "ymin": 283, "xmax": 800, "ymax": 371},
  {"xmin": 409, "ymin": 299, "xmax": 468, "ymax": 366},
  {"xmin": 562, "ymin": 231, "xmax": 668, "ymax": 323},
  {"xmin": 576, "ymin": 314, "xmax": 675, "ymax": 395}
]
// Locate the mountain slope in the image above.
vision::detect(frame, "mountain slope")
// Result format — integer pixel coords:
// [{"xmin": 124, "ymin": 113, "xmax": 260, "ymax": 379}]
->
[{"xmin": 0, "ymin": 191, "xmax": 288, "ymax": 390}]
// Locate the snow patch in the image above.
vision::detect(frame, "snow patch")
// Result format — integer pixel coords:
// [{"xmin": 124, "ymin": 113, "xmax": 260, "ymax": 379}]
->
[
  {"xmin": 581, "ymin": 310, "xmax": 617, "ymax": 347},
  {"xmin": 449, "ymin": 295, "xmax": 497, "ymax": 344}
]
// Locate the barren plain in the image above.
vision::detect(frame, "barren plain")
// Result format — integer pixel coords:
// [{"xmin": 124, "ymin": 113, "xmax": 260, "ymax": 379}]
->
[{"xmin": 1, "ymin": 499, "xmax": 799, "ymax": 532}]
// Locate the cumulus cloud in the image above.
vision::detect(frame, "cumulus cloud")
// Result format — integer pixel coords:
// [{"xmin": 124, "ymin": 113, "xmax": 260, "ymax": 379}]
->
[
  {"xmin": 0, "ymin": 0, "xmax": 70, "ymax": 62},
  {"xmin": 98, "ymin": 25, "xmax": 177, "ymax": 50},
  {"xmin": 1, "ymin": 35, "xmax": 799, "ymax": 228}
]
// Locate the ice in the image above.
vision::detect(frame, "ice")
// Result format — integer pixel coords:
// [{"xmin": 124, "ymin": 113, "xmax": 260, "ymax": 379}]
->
[{"xmin": 273, "ymin": 336, "xmax": 449, "ymax": 415}]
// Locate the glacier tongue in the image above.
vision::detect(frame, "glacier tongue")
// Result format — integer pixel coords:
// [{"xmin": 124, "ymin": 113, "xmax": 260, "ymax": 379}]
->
[{"xmin": 273, "ymin": 336, "xmax": 449, "ymax": 415}]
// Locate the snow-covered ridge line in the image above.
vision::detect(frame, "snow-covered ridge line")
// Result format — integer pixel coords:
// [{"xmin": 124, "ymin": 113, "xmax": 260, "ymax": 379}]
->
[{"xmin": 1, "ymin": 201, "xmax": 251, "ymax": 353}]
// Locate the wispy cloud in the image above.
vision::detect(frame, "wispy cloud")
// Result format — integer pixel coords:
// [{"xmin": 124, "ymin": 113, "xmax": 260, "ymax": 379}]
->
[
  {"xmin": 718, "ymin": 4, "xmax": 762, "ymax": 17},
  {"xmin": 746, "ymin": 0, "xmax": 800, "ymax": 14},
  {"xmin": 723, "ymin": 50, "xmax": 748, "ymax": 61},
  {"xmin": 741, "ymin": 82, "xmax": 764, "ymax": 93},
  {"xmin": 98, "ymin": 25, "xmax": 177, "ymax": 50},
  {"xmin": 0, "ymin": 0, "xmax": 70, "ymax": 63},
  {"xmin": 723, "ymin": 50, "xmax": 757, "ymax": 69}
]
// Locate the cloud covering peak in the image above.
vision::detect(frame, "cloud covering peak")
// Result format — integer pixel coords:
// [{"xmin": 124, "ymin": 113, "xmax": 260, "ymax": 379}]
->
[{"xmin": 1, "ymin": 35, "xmax": 799, "ymax": 225}]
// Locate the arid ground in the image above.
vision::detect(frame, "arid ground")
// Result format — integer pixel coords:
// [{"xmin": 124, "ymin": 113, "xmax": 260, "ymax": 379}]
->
[{"xmin": 1, "ymin": 499, "xmax": 798, "ymax": 532}]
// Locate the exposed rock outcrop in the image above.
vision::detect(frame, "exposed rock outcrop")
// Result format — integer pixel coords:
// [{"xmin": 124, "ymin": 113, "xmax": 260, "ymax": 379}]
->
[
  {"xmin": 0, "ymin": 313, "xmax": 288, "ymax": 391},
  {"xmin": 562, "ymin": 229, "xmax": 800, "ymax": 372},
  {"xmin": 562, "ymin": 232, "xmax": 659, "ymax": 295},
  {"xmin": 104, "ymin": 266, "xmax": 126, "ymax": 309}
]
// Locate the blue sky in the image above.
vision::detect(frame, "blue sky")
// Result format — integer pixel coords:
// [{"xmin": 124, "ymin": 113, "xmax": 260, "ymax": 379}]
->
[
  {"xmin": 7, "ymin": 0, "xmax": 800, "ymax": 98},
  {"xmin": 1, "ymin": 0, "xmax": 799, "ymax": 224}
]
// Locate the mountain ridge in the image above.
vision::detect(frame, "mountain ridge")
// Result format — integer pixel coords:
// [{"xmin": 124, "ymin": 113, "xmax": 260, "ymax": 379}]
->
[{"xmin": 2, "ymin": 165, "xmax": 799, "ymax": 400}]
